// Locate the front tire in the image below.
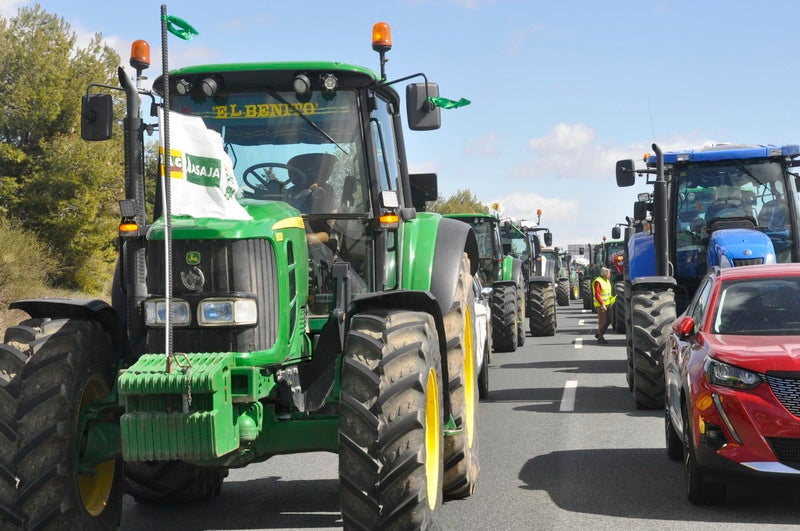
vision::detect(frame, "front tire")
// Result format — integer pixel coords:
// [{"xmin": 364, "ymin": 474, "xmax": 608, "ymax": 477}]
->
[
  {"xmin": 556, "ymin": 279, "xmax": 570, "ymax": 306},
  {"xmin": 0, "ymin": 318, "xmax": 123, "ymax": 530},
  {"xmin": 442, "ymin": 253, "xmax": 480, "ymax": 499},
  {"xmin": 683, "ymin": 407, "xmax": 726, "ymax": 505},
  {"xmin": 581, "ymin": 278, "xmax": 592, "ymax": 310},
  {"xmin": 631, "ymin": 289, "xmax": 675, "ymax": 410},
  {"xmin": 339, "ymin": 310, "xmax": 444, "ymax": 530}
]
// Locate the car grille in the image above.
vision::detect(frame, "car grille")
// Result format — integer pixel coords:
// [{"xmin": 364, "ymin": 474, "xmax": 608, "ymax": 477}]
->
[
  {"xmin": 733, "ymin": 258, "xmax": 764, "ymax": 266},
  {"xmin": 766, "ymin": 437, "xmax": 800, "ymax": 463},
  {"xmin": 765, "ymin": 374, "xmax": 800, "ymax": 417}
]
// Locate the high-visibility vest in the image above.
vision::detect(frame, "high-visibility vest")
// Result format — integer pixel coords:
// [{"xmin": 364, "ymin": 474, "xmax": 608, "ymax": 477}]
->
[{"xmin": 592, "ymin": 276, "xmax": 615, "ymax": 307}]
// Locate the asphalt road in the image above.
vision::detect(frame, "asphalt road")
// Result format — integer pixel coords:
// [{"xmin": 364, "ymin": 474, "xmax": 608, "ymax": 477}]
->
[{"xmin": 120, "ymin": 301, "xmax": 800, "ymax": 530}]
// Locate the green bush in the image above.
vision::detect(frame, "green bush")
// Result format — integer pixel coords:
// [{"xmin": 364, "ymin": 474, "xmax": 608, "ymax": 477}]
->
[{"xmin": 0, "ymin": 216, "xmax": 57, "ymax": 332}]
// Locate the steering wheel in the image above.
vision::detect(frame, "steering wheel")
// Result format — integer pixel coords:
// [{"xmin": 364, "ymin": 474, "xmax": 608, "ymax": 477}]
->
[{"xmin": 242, "ymin": 162, "xmax": 307, "ymax": 198}]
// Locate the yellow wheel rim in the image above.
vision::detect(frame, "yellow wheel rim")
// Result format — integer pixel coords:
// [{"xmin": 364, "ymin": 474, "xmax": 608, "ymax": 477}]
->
[
  {"xmin": 424, "ymin": 367, "xmax": 441, "ymax": 510},
  {"xmin": 78, "ymin": 374, "xmax": 115, "ymax": 517},
  {"xmin": 463, "ymin": 305, "xmax": 475, "ymax": 448}
]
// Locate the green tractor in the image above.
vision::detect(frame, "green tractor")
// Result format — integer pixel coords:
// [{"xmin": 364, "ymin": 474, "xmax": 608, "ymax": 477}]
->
[
  {"xmin": 580, "ymin": 238, "xmax": 625, "ymax": 311},
  {"xmin": 0, "ymin": 20, "xmax": 483, "ymax": 529},
  {"xmin": 445, "ymin": 213, "xmax": 525, "ymax": 352}
]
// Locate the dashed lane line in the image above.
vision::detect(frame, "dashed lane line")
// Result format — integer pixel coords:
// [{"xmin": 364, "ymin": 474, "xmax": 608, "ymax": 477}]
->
[
  {"xmin": 573, "ymin": 337, "xmax": 583, "ymax": 349},
  {"xmin": 560, "ymin": 380, "xmax": 578, "ymax": 412}
]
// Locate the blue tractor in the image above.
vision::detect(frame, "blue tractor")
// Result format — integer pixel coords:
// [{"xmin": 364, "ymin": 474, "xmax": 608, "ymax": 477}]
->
[{"xmin": 615, "ymin": 143, "xmax": 800, "ymax": 409}]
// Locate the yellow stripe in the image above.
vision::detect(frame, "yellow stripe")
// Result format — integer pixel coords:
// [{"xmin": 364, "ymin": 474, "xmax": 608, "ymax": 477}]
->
[{"xmin": 272, "ymin": 217, "xmax": 305, "ymax": 231}]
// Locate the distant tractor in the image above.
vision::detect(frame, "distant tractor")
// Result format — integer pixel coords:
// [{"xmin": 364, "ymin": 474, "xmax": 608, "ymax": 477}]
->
[
  {"xmin": 616, "ymin": 143, "xmax": 800, "ymax": 409},
  {"xmin": 446, "ymin": 213, "xmax": 525, "ymax": 352}
]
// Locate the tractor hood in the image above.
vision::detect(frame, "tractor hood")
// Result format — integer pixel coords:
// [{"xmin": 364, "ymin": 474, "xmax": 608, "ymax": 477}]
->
[{"xmin": 707, "ymin": 228, "xmax": 775, "ymax": 269}]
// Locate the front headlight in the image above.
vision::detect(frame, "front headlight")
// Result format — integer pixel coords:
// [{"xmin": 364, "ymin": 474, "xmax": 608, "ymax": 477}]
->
[
  {"xmin": 718, "ymin": 254, "xmax": 733, "ymax": 269},
  {"xmin": 765, "ymin": 252, "xmax": 777, "ymax": 264},
  {"xmin": 198, "ymin": 298, "xmax": 258, "ymax": 326},
  {"xmin": 704, "ymin": 357, "xmax": 762, "ymax": 389},
  {"xmin": 144, "ymin": 299, "xmax": 191, "ymax": 326}
]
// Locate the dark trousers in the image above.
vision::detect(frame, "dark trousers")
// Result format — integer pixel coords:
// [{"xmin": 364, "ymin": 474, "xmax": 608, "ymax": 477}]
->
[{"xmin": 597, "ymin": 305, "xmax": 610, "ymax": 338}]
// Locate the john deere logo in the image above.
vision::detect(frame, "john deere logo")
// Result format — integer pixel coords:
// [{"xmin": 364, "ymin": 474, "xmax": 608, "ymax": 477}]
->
[{"xmin": 186, "ymin": 251, "xmax": 201, "ymax": 265}]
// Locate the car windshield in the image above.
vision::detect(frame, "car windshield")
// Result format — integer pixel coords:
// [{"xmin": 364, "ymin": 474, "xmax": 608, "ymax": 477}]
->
[
  {"xmin": 712, "ymin": 276, "xmax": 800, "ymax": 335},
  {"xmin": 675, "ymin": 160, "xmax": 795, "ymax": 272},
  {"xmin": 172, "ymin": 90, "xmax": 369, "ymax": 215}
]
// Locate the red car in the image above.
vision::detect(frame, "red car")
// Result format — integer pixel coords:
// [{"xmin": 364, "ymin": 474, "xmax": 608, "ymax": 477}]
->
[{"xmin": 665, "ymin": 263, "xmax": 800, "ymax": 505}]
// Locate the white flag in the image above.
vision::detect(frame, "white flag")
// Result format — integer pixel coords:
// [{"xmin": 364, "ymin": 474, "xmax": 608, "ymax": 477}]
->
[{"xmin": 159, "ymin": 110, "xmax": 252, "ymax": 220}]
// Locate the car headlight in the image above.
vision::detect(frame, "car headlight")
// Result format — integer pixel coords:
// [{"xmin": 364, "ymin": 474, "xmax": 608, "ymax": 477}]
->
[
  {"xmin": 198, "ymin": 298, "xmax": 258, "ymax": 326},
  {"xmin": 704, "ymin": 357, "xmax": 762, "ymax": 389},
  {"xmin": 144, "ymin": 299, "xmax": 191, "ymax": 326}
]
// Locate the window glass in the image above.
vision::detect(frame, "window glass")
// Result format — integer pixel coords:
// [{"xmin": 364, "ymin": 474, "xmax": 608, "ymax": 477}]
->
[
  {"xmin": 369, "ymin": 96, "xmax": 400, "ymax": 193},
  {"xmin": 712, "ymin": 276, "xmax": 800, "ymax": 335}
]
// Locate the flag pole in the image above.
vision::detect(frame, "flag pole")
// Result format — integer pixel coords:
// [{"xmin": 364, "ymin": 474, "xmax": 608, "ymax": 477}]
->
[{"xmin": 161, "ymin": 4, "xmax": 174, "ymax": 371}]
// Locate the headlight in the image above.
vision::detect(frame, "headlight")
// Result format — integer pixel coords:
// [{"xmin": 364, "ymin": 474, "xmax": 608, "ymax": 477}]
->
[
  {"xmin": 704, "ymin": 357, "xmax": 762, "ymax": 389},
  {"xmin": 765, "ymin": 252, "xmax": 777, "ymax": 264},
  {"xmin": 719, "ymin": 254, "xmax": 733, "ymax": 269},
  {"xmin": 144, "ymin": 299, "xmax": 191, "ymax": 326},
  {"xmin": 198, "ymin": 298, "xmax": 257, "ymax": 326}
]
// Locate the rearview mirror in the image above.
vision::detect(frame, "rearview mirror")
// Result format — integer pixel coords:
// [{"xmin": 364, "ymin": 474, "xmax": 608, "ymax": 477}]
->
[
  {"xmin": 672, "ymin": 315, "xmax": 695, "ymax": 339},
  {"xmin": 544, "ymin": 231, "xmax": 553, "ymax": 247},
  {"xmin": 409, "ymin": 173, "xmax": 438, "ymax": 212},
  {"xmin": 616, "ymin": 159, "xmax": 636, "ymax": 187},
  {"xmin": 611, "ymin": 226, "xmax": 621, "ymax": 240},
  {"xmin": 633, "ymin": 200, "xmax": 648, "ymax": 222},
  {"xmin": 406, "ymin": 82, "xmax": 441, "ymax": 131},
  {"xmin": 81, "ymin": 93, "xmax": 113, "ymax": 141}
]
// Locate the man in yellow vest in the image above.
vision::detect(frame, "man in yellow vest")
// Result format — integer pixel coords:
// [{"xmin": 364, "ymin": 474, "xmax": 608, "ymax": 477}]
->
[{"xmin": 592, "ymin": 266, "xmax": 616, "ymax": 344}]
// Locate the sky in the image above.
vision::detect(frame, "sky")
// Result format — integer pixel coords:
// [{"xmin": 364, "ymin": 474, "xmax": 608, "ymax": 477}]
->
[{"xmin": 3, "ymin": 0, "xmax": 800, "ymax": 248}]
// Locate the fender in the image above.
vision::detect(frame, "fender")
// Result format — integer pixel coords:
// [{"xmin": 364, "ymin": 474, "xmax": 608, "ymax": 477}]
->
[
  {"xmin": 707, "ymin": 228, "xmax": 775, "ymax": 268},
  {"xmin": 348, "ymin": 290, "xmax": 452, "ymax": 419},
  {"xmin": 402, "ymin": 213, "xmax": 478, "ymax": 316},
  {"xmin": 510, "ymin": 258, "xmax": 522, "ymax": 285},
  {"xmin": 499, "ymin": 255, "xmax": 516, "ymax": 282},
  {"xmin": 628, "ymin": 231, "xmax": 657, "ymax": 282},
  {"xmin": 9, "ymin": 298, "xmax": 124, "ymax": 358}
]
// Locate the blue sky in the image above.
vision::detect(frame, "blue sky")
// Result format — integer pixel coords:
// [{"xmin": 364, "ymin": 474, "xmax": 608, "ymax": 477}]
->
[{"xmin": 4, "ymin": 0, "xmax": 799, "ymax": 247}]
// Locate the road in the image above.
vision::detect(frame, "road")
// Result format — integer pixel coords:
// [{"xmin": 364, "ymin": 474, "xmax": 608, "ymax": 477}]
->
[{"xmin": 120, "ymin": 301, "xmax": 800, "ymax": 530}]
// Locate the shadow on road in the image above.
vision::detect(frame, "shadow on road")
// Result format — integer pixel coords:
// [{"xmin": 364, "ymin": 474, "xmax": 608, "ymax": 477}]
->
[
  {"xmin": 500, "ymin": 358, "xmax": 627, "ymax": 374},
  {"xmin": 518, "ymin": 448, "xmax": 800, "ymax": 524},
  {"xmin": 485, "ymin": 384, "xmax": 659, "ymax": 415},
  {"xmin": 121, "ymin": 476, "xmax": 341, "ymax": 530}
]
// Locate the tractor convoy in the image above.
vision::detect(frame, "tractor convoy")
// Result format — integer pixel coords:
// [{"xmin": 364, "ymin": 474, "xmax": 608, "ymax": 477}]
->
[{"xmin": 1, "ymin": 7, "xmax": 797, "ymax": 529}]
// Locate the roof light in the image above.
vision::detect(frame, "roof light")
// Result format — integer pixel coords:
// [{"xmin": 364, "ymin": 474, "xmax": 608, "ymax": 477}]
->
[
  {"xmin": 293, "ymin": 74, "xmax": 311, "ymax": 95},
  {"xmin": 130, "ymin": 40, "xmax": 150, "ymax": 70},
  {"xmin": 201, "ymin": 76, "xmax": 221, "ymax": 97},
  {"xmin": 175, "ymin": 78, "xmax": 191, "ymax": 95},
  {"xmin": 769, "ymin": 148, "xmax": 782, "ymax": 156},
  {"xmin": 321, "ymin": 73, "xmax": 338, "ymax": 91},
  {"xmin": 676, "ymin": 154, "xmax": 690, "ymax": 162},
  {"xmin": 372, "ymin": 22, "xmax": 392, "ymax": 52}
]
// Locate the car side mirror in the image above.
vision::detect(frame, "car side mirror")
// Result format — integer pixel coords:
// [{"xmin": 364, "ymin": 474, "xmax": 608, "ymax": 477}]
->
[{"xmin": 672, "ymin": 315, "xmax": 695, "ymax": 339}]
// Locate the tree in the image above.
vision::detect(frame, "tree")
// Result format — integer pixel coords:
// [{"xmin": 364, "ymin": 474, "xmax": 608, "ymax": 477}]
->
[
  {"xmin": 427, "ymin": 189, "xmax": 489, "ymax": 215},
  {"xmin": 0, "ymin": 6, "xmax": 122, "ymax": 293}
]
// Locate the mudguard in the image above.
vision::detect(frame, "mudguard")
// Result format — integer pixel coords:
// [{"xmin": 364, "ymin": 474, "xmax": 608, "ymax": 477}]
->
[
  {"xmin": 402, "ymin": 213, "xmax": 478, "ymax": 316},
  {"xmin": 628, "ymin": 231, "xmax": 656, "ymax": 282},
  {"xmin": 9, "ymin": 298, "xmax": 124, "ymax": 357},
  {"xmin": 707, "ymin": 228, "xmax": 775, "ymax": 268},
  {"xmin": 499, "ymin": 255, "xmax": 516, "ymax": 282}
]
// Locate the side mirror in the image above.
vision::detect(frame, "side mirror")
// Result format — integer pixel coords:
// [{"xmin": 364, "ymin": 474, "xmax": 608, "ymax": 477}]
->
[
  {"xmin": 544, "ymin": 231, "xmax": 553, "ymax": 247},
  {"xmin": 633, "ymin": 200, "xmax": 648, "ymax": 222},
  {"xmin": 406, "ymin": 82, "xmax": 441, "ymax": 131},
  {"xmin": 672, "ymin": 315, "xmax": 695, "ymax": 339},
  {"xmin": 502, "ymin": 243, "xmax": 512, "ymax": 254},
  {"xmin": 616, "ymin": 159, "xmax": 636, "ymax": 187},
  {"xmin": 611, "ymin": 226, "xmax": 621, "ymax": 240},
  {"xmin": 409, "ymin": 173, "xmax": 438, "ymax": 211},
  {"xmin": 81, "ymin": 93, "xmax": 113, "ymax": 141},
  {"xmin": 579, "ymin": 247, "xmax": 585, "ymax": 255}
]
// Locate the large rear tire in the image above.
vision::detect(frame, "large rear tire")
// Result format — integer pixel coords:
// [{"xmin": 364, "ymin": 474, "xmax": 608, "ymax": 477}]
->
[
  {"xmin": 581, "ymin": 278, "xmax": 593, "ymax": 310},
  {"xmin": 631, "ymin": 289, "xmax": 675, "ymax": 410},
  {"xmin": 515, "ymin": 282, "xmax": 526, "ymax": 347},
  {"xmin": 491, "ymin": 285, "xmax": 518, "ymax": 353},
  {"xmin": 556, "ymin": 279, "xmax": 570, "ymax": 307},
  {"xmin": 339, "ymin": 310, "xmax": 444, "ymax": 530},
  {"xmin": 125, "ymin": 461, "xmax": 226, "ymax": 503},
  {"xmin": 528, "ymin": 283, "xmax": 556, "ymax": 337},
  {"xmin": 442, "ymin": 253, "xmax": 480, "ymax": 499},
  {"xmin": 0, "ymin": 318, "xmax": 123, "ymax": 530}
]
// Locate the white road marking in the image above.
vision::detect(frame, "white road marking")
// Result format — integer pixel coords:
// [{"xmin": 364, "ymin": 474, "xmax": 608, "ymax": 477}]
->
[
  {"xmin": 578, "ymin": 319, "xmax": 586, "ymax": 326},
  {"xmin": 573, "ymin": 337, "xmax": 583, "ymax": 349},
  {"xmin": 560, "ymin": 380, "xmax": 578, "ymax": 412}
]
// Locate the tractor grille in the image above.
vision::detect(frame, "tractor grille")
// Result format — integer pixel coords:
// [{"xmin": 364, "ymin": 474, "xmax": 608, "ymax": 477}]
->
[
  {"xmin": 765, "ymin": 374, "xmax": 800, "ymax": 417},
  {"xmin": 146, "ymin": 238, "xmax": 279, "ymax": 352},
  {"xmin": 766, "ymin": 437, "xmax": 800, "ymax": 464},
  {"xmin": 733, "ymin": 258, "xmax": 764, "ymax": 266}
]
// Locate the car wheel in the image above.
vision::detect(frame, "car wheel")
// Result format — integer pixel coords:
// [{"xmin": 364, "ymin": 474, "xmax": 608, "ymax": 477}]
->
[{"xmin": 683, "ymin": 407, "xmax": 726, "ymax": 505}]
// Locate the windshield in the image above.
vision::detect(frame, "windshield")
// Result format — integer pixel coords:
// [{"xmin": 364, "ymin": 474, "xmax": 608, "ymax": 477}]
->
[
  {"xmin": 675, "ymin": 160, "xmax": 795, "ymax": 274},
  {"xmin": 467, "ymin": 219, "xmax": 496, "ymax": 259},
  {"xmin": 500, "ymin": 229, "xmax": 529, "ymax": 259},
  {"xmin": 712, "ymin": 276, "xmax": 800, "ymax": 335},
  {"xmin": 172, "ymin": 90, "xmax": 369, "ymax": 215}
]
